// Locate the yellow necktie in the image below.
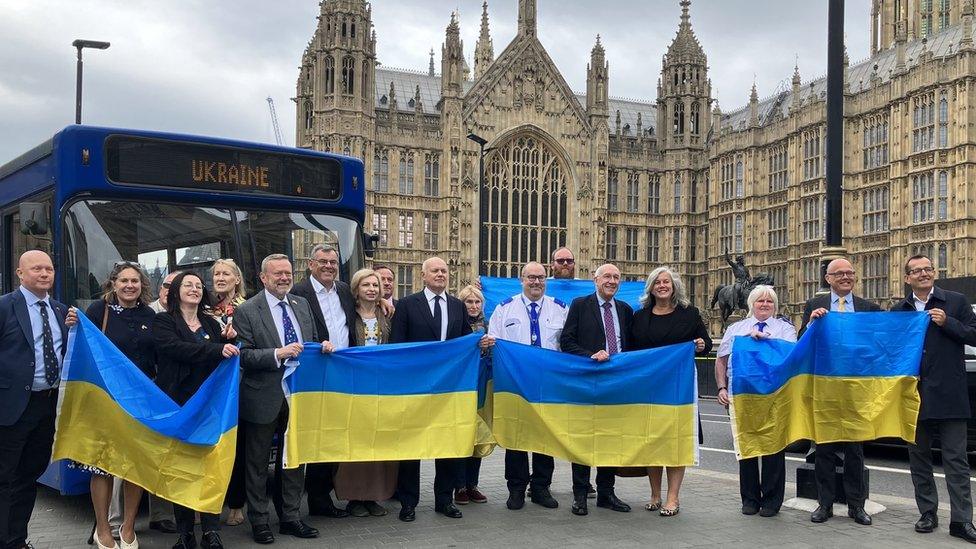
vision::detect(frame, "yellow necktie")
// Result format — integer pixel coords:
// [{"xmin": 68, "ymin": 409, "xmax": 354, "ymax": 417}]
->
[{"xmin": 838, "ymin": 298, "xmax": 846, "ymax": 312}]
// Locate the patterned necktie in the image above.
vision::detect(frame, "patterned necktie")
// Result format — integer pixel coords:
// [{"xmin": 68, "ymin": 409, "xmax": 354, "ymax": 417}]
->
[
  {"xmin": 838, "ymin": 297, "xmax": 847, "ymax": 312},
  {"xmin": 602, "ymin": 301, "xmax": 619, "ymax": 355},
  {"xmin": 756, "ymin": 321, "xmax": 767, "ymax": 333},
  {"xmin": 37, "ymin": 301, "xmax": 59, "ymax": 386},
  {"xmin": 433, "ymin": 295, "xmax": 443, "ymax": 341},
  {"xmin": 529, "ymin": 302, "xmax": 541, "ymax": 347},
  {"xmin": 278, "ymin": 302, "xmax": 298, "ymax": 345}
]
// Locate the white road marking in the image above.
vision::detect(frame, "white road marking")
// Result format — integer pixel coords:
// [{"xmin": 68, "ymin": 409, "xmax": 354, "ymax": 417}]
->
[
  {"xmin": 702, "ymin": 420, "xmax": 730, "ymax": 425},
  {"xmin": 699, "ymin": 445, "xmax": 976, "ymax": 482}
]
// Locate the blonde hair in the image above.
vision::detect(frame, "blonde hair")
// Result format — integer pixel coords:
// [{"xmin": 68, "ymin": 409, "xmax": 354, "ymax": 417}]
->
[
  {"xmin": 458, "ymin": 284, "xmax": 485, "ymax": 304},
  {"xmin": 212, "ymin": 258, "xmax": 247, "ymax": 302},
  {"xmin": 350, "ymin": 268, "xmax": 381, "ymax": 305},
  {"xmin": 747, "ymin": 285, "xmax": 779, "ymax": 316},
  {"xmin": 639, "ymin": 266, "xmax": 690, "ymax": 309}
]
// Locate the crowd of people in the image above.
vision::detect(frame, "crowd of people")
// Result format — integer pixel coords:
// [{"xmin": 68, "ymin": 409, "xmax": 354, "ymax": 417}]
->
[{"xmin": 1, "ymin": 246, "xmax": 975, "ymax": 548}]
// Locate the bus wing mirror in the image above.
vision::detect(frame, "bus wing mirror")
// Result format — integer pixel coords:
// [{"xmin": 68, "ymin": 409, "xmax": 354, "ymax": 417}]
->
[
  {"xmin": 363, "ymin": 232, "xmax": 380, "ymax": 259},
  {"xmin": 19, "ymin": 203, "xmax": 49, "ymax": 236}
]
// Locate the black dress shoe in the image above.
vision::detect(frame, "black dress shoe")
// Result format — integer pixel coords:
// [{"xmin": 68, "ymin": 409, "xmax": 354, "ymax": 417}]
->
[
  {"xmin": 151, "ymin": 520, "xmax": 179, "ymax": 534},
  {"xmin": 171, "ymin": 533, "xmax": 196, "ymax": 549},
  {"xmin": 759, "ymin": 506, "xmax": 779, "ymax": 517},
  {"xmin": 309, "ymin": 502, "xmax": 350, "ymax": 518},
  {"xmin": 507, "ymin": 490, "xmax": 525, "ymax": 510},
  {"xmin": 251, "ymin": 524, "xmax": 274, "ymax": 545},
  {"xmin": 571, "ymin": 496, "xmax": 588, "ymax": 516},
  {"xmin": 399, "ymin": 505, "xmax": 416, "ymax": 522},
  {"xmin": 741, "ymin": 504, "xmax": 759, "ymax": 516},
  {"xmin": 530, "ymin": 487, "xmax": 559, "ymax": 509},
  {"xmin": 810, "ymin": 505, "xmax": 833, "ymax": 523},
  {"xmin": 848, "ymin": 506, "xmax": 872, "ymax": 526},
  {"xmin": 435, "ymin": 503, "xmax": 463, "ymax": 518},
  {"xmin": 951, "ymin": 522, "xmax": 976, "ymax": 543},
  {"xmin": 200, "ymin": 531, "xmax": 223, "ymax": 549},
  {"xmin": 915, "ymin": 511, "xmax": 938, "ymax": 533},
  {"xmin": 596, "ymin": 493, "xmax": 632, "ymax": 513},
  {"xmin": 279, "ymin": 520, "xmax": 319, "ymax": 539}
]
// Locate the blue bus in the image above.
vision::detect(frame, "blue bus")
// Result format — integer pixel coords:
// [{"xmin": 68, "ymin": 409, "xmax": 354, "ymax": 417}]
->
[{"xmin": 0, "ymin": 125, "xmax": 371, "ymax": 494}]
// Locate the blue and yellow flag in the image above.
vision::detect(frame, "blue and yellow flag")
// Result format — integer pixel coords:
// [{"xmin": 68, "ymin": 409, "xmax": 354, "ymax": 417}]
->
[
  {"xmin": 492, "ymin": 340, "xmax": 699, "ymax": 467},
  {"xmin": 730, "ymin": 311, "xmax": 928, "ymax": 460},
  {"xmin": 283, "ymin": 335, "xmax": 482, "ymax": 467},
  {"xmin": 480, "ymin": 276, "xmax": 645, "ymax": 319},
  {"xmin": 53, "ymin": 314, "xmax": 238, "ymax": 513}
]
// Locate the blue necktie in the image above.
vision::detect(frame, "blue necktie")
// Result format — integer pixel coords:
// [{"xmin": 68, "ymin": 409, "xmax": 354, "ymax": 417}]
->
[
  {"xmin": 279, "ymin": 302, "xmax": 298, "ymax": 345},
  {"xmin": 37, "ymin": 301, "xmax": 59, "ymax": 386},
  {"xmin": 756, "ymin": 321, "xmax": 767, "ymax": 332},
  {"xmin": 528, "ymin": 302, "xmax": 541, "ymax": 347}
]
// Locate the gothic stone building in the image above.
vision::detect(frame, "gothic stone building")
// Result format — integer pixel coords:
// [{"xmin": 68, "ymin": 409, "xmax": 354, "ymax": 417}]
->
[{"xmin": 295, "ymin": 0, "xmax": 976, "ymax": 331}]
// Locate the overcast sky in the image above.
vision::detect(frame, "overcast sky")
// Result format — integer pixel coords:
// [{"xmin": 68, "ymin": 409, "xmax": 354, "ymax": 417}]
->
[{"xmin": 0, "ymin": 1, "xmax": 870, "ymax": 165}]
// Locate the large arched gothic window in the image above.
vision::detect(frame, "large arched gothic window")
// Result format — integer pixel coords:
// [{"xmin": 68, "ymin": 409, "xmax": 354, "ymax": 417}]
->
[{"xmin": 482, "ymin": 134, "xmax": 568, "ymax": 276}]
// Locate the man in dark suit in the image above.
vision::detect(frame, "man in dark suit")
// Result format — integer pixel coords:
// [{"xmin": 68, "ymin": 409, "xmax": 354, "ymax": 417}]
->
[
  {"xmin": 290, "ymin": 244, "xmax": 355, "ymax": 518},
  {"xmin": 389, "ymin": 256, "xmax": 475, "ymax": 522},
  {"xmin": 895, "ymin": 255, "xmax": 976, "ymax": 543},
  {"xmin": 559, "ymin": 263, "xmax": 633, "ymax": 517},
  {"xmin": 0, "ymin": 251, "xmax": 76, "ymax": 549},
  {"xmin": 373, "ymin": 264, "xmax": 397, "ymax": 307},
  {"xmin": 235, "ymin": 254, "xmax": 323, "ymax": 544},
  {"xmin": 799, "ymin": 258, "xmax": 879, "ymax": 527}
]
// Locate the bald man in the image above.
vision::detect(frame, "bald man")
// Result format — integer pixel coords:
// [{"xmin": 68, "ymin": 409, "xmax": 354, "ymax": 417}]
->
[
  {"xmin": 799, "ymin": 257, "xmax": 880, "ymax": 527},
  {"xmin": 0, "ymin": 251, "xmax": 77, "ymax": 548}
]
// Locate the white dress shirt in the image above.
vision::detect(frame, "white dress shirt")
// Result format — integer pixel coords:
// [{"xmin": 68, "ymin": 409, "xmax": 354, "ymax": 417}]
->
[
  {"xmin": 423, "ymin": 286, "xmax": 449, "ymax": 341},
  {"xmin": 487, "ymin": 293, "xmax": 568, "ymax": 350},
  {"xmin": 310, "ymin": 277, "xmax": 350, "ymax": 350},
  {"xmin": 717, "ymin": 315, "xmax": 796, "ymax": 358},
  {"xmin": 595, "ymin": 293, "xmax": 622, "ymax": 353},
  {"xmin": 20, "ymin": 286, "xmax": 63, "ymax": 390},
  {"xmin": 264, "ymin": 289, "xmax": 304, "ymax": 346},
  {"xmin": 913, "ymin": 291, "xmax": 931, "ymax": 312}
]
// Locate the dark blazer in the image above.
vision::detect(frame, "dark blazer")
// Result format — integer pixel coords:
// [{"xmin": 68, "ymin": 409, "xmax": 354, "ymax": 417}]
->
[
  {"xmin": 894, "ymin": 286, "xmax": 976, "ymax": 420},
  {"xmin": 290, "ymin": 278, "xmax": 357, "ymax": 345},
  {"xmin": 389, "ymin": 289, "xmax": 472, "ymax": 343},
  {"xmin": 0, "ymin": 288, "xmax": 68, "ymax": 426},
  {"xmin": 85, "ymin": 300, "xmax": 158, "ymax": 379},
  {"xmin": 630, "ymin": 304, "xmax": 712, "ymax": 356},
  {"xmin": 153, "ymin": 311, "xmax": 229, "ymax": 406},
  {"xmin": 351, "ymin": 312, "xmax": 391, "ymax": 347},
  {"xmin": 235, "ymin": 291, "xmax": 318, "ymax": 424},
  {"xmin": 798, "ymin": 293, "xmax": 881, "ymax": 336},
  {"xmin": 560, "ymin": 293, "xmax": 634, "ymax": 357}
]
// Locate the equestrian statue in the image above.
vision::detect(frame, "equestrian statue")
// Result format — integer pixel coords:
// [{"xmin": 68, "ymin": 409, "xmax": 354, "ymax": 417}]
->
[{"xmin": 710, "ymin": 251, "xmax": 774, "ymax": 326}]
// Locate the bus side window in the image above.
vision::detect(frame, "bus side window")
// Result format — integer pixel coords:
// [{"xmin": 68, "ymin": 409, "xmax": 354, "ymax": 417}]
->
[{"xmin": 4, "ymin": 199, "xmax": 54, "ymax": 293}]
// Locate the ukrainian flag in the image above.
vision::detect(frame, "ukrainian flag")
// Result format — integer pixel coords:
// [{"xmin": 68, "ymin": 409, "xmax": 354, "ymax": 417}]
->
[
  {"xmin": 283, "ymin": 334, "xmax": 482, "ymax": 467},
  {"xmin": 52, "ymin": 314, "xmax": 238, "ymax": 514},
  {"xmin": 492, "ymin": 340, "xmax": 699, "ymax": 467},
  {"xmin": 730, "ymin": 312, "xmax": 928, "ymax": 460}
]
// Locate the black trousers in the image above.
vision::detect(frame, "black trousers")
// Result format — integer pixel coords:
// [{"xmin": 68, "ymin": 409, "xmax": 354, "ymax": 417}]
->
[
  {"xmin": 739, "ymin": 450, "xmax": 786, "ymax": 511},
  {"xmin": 0, "ymin": 391, "xmax": 56, "ymax": 549},
  {"xmin": 397, "ymin": 458, "xmax": 460, "ymax": 509},
  {"xmin": 305, "ymin": 462, "xmax": 339, "ymax": 511},
  {"xmin": 173, "ymin": 504, "xmax": 220, "ymax": 535},
  {"xmin": 571, "ymin": 464, "xmax": 615, "ymax": 499},
  {"xmin": 909, "ymin": 419, "xmax": 973, "ymax": 523},
  {"xmin": 505, "ymin": 450, "xmax": 554, "ymax": 492},
  {"xmin": 224, "ymin": 419, "xmax": 247, "ymax": 510},
  {"xmin": 814, "ymin": 442, "xmax": 866, "ymax": 507},
  {"xmin": 455, "ymin": 457, "xmax": 482, "ymax": 490}
]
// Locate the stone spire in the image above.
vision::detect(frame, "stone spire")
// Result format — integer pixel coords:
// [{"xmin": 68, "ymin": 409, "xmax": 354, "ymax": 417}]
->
[
  {"xmin": 441, "ymin": 11, "xmax": 465, "ymax": 98},
  {"xmin": 664, "ymin": 0, "xmax": 706, "ymax": 65},
  {"xmin": 474, "ymin": 0, "xmax": 494, "ymax": 79},
  {"xmin": 586, "ymin": 34, "xmax": 609, "ymax": 119},
  {"xmin": 429, "ymin": 48, "xmax": 435, "ymax": 76},
  {"xmin": 518, "ymin": 0, "xmax": 537, "ymax": 37},
  {"xmin": 749, "ymin": 80, "xmax": 759, "ymax": 127},
  {"xmin": 791, "ymin": 62, "xmax": 802, "ymax": 111}
]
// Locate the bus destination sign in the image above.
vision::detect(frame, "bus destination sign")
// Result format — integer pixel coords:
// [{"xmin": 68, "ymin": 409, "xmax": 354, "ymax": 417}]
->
[{"xmin": 104, "ymin": 135, "xmax": 341, "ymax": 200}]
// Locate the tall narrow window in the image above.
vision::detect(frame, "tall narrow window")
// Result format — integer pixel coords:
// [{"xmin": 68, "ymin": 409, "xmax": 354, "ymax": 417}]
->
[
  {"xmin": 397, "ymin": 213, "xmax": 414, "ymax": 248},
  {"xmin": 647, "ymin": 175, "xmax": 660, "ymax": 214},
  {"xmin": 399, "ymin": 153, "xmax": 414, "ymax": 194},
  {"xmin": 607, "ymin": 170, "xmax": 619, "ymax": 211},
  {"xmin": 862, "ymin": 186, "xmax": 890, "ymax": 234},
  {"xmin": 304, "ymin": 101, "xmax": 313, "ymax": 130},
  {"xmin": 341, "ymin": 56, "xmax": 355, "ymax": 95},
  {"xmin": 672, "ymin": 227, "xmax": 681, "ymax": 262},
  {"xmin": 939, "ymin": 93, "xmax": 949, "ymax": 147},
  {"xmin": 605, "ymin": 226, "xmax": 618, "ymax": 260},
  {"xmin": 768, "ymin": 207, "xmax": 788, "ymax": 249},
  {"xmin": 939, "ymin": 243, "xmax": 948, "ymax": 279},
  {"xmin": 801, "ymin": 196, "xmax": 822, "ymax": 241},
  {"xmin": 733, "ymin": 214, "xmax": 744, "ymax": 253},
  {"xmin": 734, "ymin": 160, "xmax": 744, "ymax": 198},
  {"xmin": 396, "ymin": 265, "xmax": 413, "ymax": 296},
  {"xmin": 674, "ymin": 175, "xmax": 682, "ymax": 214},
  {"xmin": 912, "ymin": 172, "xmax": 936, "ymax": 223},
  {"xmin": 371, "ymin": 210, "xmax": 389, "ymax": 246},
  {"xmin": 913, "ymin": 93, "xmax": 936, "ymax": 152},
  {"xmin": 324, "ymin": 56, "xmax": 335, "ymax": 94},
  {"xmin": 424, "ymin": 153, "xmax": 440, "ymax": 196},
  {"xmin": 646, "ymin": 228, "xmax": 660, "ymax": 262},
  {"xmin": 938, "ymin": 170, "xmax": 949, "ymax": 220},
  {"xmin": 690, "ymin": 102, "xmax": 700, "ymax": 135},
  {"xmin": 373, "ymin": 150, "xmax": 389, "ymax": 192},
  {"xmin": 673, "ymin": 102, "xmax": 685, "ymax": 135},
  {"xmin": 625, "ymin": 228, "xmax": 638, "ymax": 261},
  {"xmin": 423, "ymin": 213, "xmax": 439, "ymax": 249},
  {"xmin": 626, "ymin": 172, "xmax": 639, "ymax": 213}
]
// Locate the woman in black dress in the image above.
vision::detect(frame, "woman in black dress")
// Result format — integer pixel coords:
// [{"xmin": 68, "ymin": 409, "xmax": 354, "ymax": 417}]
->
[
  {"xmin": 73, "ymin": 261, "xmax": 156, "ymax": 549},
  {"xmin": 153, "ymin": 272, "xmax": 238, "ymax": 549},
  {"xmin": 630, "ymin": 267, "xmax": 711, "ymax": 517}
]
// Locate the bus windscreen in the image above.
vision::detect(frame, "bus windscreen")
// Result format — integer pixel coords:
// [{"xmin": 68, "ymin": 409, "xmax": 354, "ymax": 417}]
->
[{"xmin": 104, "ymin": 135, "xmax": 341, "ymax": 200}]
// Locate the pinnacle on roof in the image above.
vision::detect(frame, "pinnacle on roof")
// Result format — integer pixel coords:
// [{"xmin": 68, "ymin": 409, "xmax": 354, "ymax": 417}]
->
[
  {"xmin": 665, "ymin": 0, "xmax": 706, "ymax": 65},
  {"xmin": 592, "ymin": 34, "xmax": 605, "ymax": 56}
]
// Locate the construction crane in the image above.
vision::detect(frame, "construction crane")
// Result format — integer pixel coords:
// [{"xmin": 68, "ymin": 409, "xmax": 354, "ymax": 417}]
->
[{"xmin": 266, "ymin": 96, "xmax": 284, "ymax": 146}]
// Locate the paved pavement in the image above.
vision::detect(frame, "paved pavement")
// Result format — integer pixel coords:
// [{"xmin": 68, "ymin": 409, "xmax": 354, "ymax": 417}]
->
[{"xmin": 27, "ymin": 446, "xmax": 970, "ymax": 548}]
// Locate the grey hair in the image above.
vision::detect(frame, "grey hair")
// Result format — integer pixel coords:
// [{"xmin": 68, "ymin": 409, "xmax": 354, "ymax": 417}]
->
[
  {"xmin": 520, "ymin": 261, "xmax": 546, "ymax": 278},
  {"xmin": 639, "ymin": 266, "xmax": 690, "ymax": 309},
  {"xmin": 310, "ymin": 244, "xmax": 338, "ymax": 257},
  {"xmin": 746, "ymin": 285, "xmax": 779, "ymax": 316},
  {"xmin": 421, "ymin": 256, "xmax": 446, "ymax": 273},
  {"xmin": 261, "ymin": 253, "xmax": 291, "ymax": 273}
]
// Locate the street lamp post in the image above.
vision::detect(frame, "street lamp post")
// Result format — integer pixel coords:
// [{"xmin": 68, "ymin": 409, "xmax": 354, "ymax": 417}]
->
[
  {"xmin": 467, "ymin": 132, "xmax": 489, "ymax": 276},
  {"xmin": 72, "ymin": 39, "xmax": 110, "ymax": 124},
  {"xmin": 819, "ymin": 0, "xmax": 846, "ymax": 292}
]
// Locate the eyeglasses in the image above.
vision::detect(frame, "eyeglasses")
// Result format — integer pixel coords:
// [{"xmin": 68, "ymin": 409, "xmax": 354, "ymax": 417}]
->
[
  {"xmin": 826, "ymin": 270, "xmax": 856, "ymax": 278},
  {"xmin": 161, "ymin": 282, "xmax": 172, "ymax": 289},
  {"xmin": 553, "ymin": 258, "xmax": 575, "ymax": 265},
  {"xmin": 523, "ymin": 275, "xmax": 546, "ymax": 282},
  {"xmin": 313, "ymin": 259, "xmax": 339, "ymax": 266},
  {"xmin": 113, "ymin": 260, "xmax": 142, "ymax": 270},
  {"xmin": 907, "ymin": 266, "xmax": 935, "ymax": 276}
]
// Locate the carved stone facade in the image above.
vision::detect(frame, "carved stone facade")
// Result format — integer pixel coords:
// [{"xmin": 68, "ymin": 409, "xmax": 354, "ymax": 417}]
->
[{"xmin": 296, "ymin": 0, "xmax": 976, "ymax": 331}]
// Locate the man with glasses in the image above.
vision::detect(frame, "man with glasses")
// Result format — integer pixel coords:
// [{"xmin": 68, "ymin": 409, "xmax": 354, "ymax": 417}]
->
[
  {"xmin": 798, "ymin": 258, "xmax": 879, "ymax": 527},
  {"xmin": 149, "ymin": 270, "xmax": 182, "ymax": 314},
  {"xmin": 895, "ymin": 255, "xmax": 976, "ymax": 543},
  {"xmin": 487, "ymin": 261, "xmax": 567, "ymax": 511}
]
